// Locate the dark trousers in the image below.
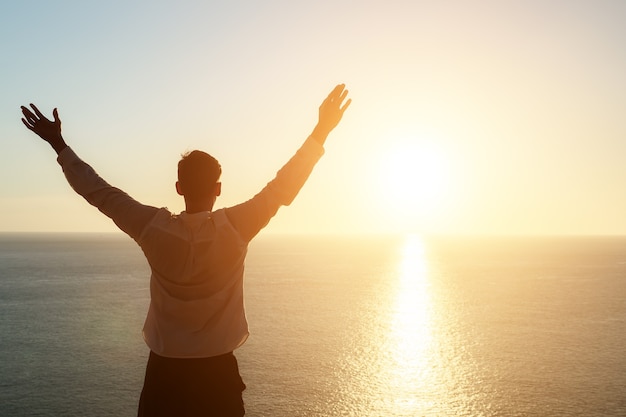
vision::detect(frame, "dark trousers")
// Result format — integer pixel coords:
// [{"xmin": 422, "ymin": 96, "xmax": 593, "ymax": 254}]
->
[{"xmin": 138, "ymin": 351, "xmax": 246, "ymax": 417}]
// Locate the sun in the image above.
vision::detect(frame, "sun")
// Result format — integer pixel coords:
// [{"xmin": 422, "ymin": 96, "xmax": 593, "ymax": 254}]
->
[{"xmin": 376, "ymin": 139, "xmax": 451, "ymax": 223}]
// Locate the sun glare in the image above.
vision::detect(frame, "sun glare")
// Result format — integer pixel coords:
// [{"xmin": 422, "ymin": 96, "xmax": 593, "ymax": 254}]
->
[{"xmin": 375, "ymin": 138, "xmax": 453, "ymax": 231}]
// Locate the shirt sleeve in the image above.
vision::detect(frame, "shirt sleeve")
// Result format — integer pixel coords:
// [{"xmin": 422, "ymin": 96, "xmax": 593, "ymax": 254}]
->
[
  {"xmin": 57, "ymin": 147, "xmax": 159, "ymax": 240},
  {"xmin": 224, "ymin": 136, "xmax": 325, "ymax": 242}
]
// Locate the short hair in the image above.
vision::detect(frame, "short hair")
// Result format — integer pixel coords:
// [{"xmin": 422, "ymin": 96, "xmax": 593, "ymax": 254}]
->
[{"xmin": 177, "ymin": 150, "xmax": 222, "ymax": 198}]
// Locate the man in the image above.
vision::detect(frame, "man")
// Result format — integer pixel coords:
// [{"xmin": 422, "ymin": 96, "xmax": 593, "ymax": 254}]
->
[{"xmin": 20, "ymin": 84, "xmax": 351, "ymax": 416}]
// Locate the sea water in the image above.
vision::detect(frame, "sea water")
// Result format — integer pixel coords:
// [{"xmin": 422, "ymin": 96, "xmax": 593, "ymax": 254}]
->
[{"xmin": 0, "ymin": 233, "xmax": 625, "ymax": 416}]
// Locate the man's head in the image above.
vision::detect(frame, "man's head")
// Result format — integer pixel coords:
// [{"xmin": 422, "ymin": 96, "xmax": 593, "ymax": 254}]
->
[{"xmin": 176, "ymin": 150, "xmax": 222, "ymax": 210}]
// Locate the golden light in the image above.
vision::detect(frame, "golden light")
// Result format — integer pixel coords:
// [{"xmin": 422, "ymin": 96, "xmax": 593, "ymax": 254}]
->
[
  {"xmin": 375, "ymin": 137, "xmax": 452, "ymax": 229},
  {"xmin": 386, "ymin": 234, "xmax": 436, "ymax": 411},
  {"xmin": 391, "ymin": 234, "xmax": 433, "ymax": 366}
]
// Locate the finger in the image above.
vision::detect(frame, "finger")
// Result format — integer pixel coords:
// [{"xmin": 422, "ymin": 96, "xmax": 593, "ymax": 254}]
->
[
  {"xmin": 21, "ymin": 105, "xmax": 35, "ymax": 119},
  {"xmin": 338, "ymin": 89, "xmax": 349, "ymax": 103},
  {"xmin": 340, "ymin": 98, "xmax": 352, "ymax": 113},
  {"xmin": 30, "ymin": 103, "xmax": 45, "ymax": 119},
  {"xmin": 53, "ymin": 108, "xmax": 60, "ymax": 123},
  {"xmin": 21, "ymin": 108, "xmax": 38, "ymax": 125},
  {"xmin": 21, "ymin": 118, "xmax": 35, "ymax": 131},
  {"xmin": 326, "ymin": 84, "xmax": 344, "ymax": 101}
]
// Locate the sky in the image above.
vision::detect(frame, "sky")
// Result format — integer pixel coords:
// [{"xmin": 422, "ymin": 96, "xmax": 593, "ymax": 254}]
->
[{"xmin": 2, "ymin": 0, "xmax": 626, "ymax": 236}]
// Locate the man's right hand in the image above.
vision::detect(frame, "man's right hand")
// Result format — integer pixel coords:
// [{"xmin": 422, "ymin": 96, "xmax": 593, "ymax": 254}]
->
[
  {"xmin": 311, "ymin": 84, "xmax": 351, "ymax": 145},
  {"xmin": 21, "ymin": 104, "xmax": 68, "ymax": 154}
]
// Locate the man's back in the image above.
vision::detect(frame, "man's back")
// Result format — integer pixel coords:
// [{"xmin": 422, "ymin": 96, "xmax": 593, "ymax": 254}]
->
[{"xmin": 140, "ymin": 209, "xmax": 249, "ymax": 358}]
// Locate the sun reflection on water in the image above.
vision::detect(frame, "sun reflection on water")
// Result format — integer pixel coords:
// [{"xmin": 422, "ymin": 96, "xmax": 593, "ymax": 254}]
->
[
  {"xmin": 335, "ymin": 234, "xmax": 444, "ymax": 416},
  {"xmin": 387, "ymin": 234, "xmax": 436, "ymax": 412},
  {"xmin": 393, "ymin": 234, "xmax": 432, "ymax": 353}
]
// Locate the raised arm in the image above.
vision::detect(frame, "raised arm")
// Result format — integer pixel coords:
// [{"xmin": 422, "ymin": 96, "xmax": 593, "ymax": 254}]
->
[
  {"xmin": 20, "ymin": 104, "xmax": 157, "ymax": 240},
  {"xmin": 225, "ymin": 84, "xmax": 352, "ymax": 241}
]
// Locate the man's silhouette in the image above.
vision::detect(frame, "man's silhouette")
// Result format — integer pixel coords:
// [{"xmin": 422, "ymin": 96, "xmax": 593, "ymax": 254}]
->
[{"xmin": 20, "ymin": 84, "xmax": 351, "ymax": 416}]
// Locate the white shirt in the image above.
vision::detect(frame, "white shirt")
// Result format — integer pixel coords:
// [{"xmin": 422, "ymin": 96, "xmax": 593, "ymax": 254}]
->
[{"xmin": 57, "ymin": 136, "xmax": 324, "ymax": 358}]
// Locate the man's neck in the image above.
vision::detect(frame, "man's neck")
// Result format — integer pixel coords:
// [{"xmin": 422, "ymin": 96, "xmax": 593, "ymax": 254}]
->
[{"xmin": 184, "ymin": 198, "xmax": 215, "ymax": 214}]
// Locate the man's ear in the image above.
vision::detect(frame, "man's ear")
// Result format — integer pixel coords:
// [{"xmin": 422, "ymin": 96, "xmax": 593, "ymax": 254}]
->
[
  {"xmin": 215, "ymin": 182, "xmax": 222, "ymax": 197},
  {"xmin": 175, "ymin": 181, "xmax": 184, "ymax": 196}
]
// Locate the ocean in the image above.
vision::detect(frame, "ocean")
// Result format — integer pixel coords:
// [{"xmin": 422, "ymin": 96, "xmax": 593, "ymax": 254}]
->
[{"xmin": 0, "ymin": 233, "xmax": 625, "ymax": 416}]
